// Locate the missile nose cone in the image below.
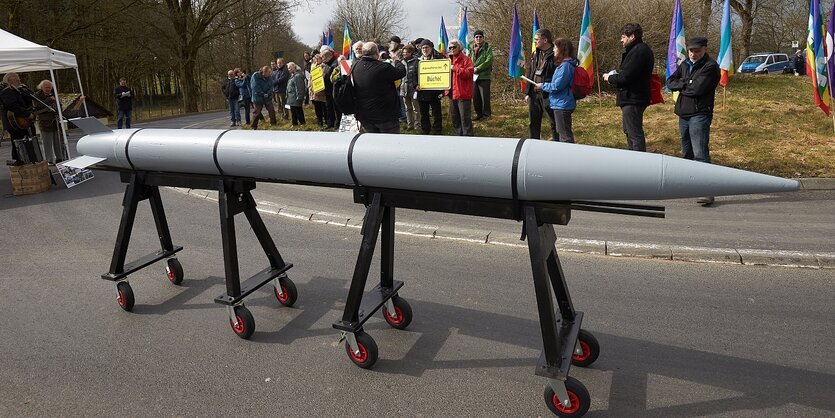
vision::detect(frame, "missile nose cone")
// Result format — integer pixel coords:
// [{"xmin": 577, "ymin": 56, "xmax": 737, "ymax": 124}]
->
[{"xmin": 659, "ymin": 155, "xmax": 801, "ymax": 198}]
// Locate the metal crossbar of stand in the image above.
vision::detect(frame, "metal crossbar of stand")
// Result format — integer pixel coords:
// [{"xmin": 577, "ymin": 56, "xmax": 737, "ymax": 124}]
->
[
  {"xmin": 333, "ymin": 186, "xmax": 663, "ymax": 417},
  {"xmin": 101, "ymin": 171, "xmax": 297, "ymax": 339}
]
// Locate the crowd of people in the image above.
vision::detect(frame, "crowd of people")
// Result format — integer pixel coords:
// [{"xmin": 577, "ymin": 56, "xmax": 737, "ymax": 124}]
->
[{"xmin": 218, "ymin": 31, "xmax": 497, "ymax": 136}]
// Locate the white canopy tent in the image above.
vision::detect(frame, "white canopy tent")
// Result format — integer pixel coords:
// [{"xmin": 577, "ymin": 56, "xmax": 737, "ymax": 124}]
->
[{"xmin": 0, "ymin": 29, "xmax": 89, "ymax": 157}]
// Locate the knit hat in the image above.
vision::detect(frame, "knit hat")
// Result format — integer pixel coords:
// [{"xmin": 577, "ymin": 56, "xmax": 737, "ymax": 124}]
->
[
  {"xmin": 319, "ymin": 45, "xmax": 332, "ymax": 54},
  {"xmin": 420, "ymin": 39, "xmax": 434, "ymax": 48}
]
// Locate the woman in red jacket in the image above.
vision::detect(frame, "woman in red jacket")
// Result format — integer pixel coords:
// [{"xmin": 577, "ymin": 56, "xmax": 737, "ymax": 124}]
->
[{"xmin": 448, "ymin": 39, "xmax": 474, "ymax": 136}]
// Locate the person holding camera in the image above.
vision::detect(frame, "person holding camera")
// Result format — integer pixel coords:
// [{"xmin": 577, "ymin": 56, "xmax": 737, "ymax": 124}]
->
[{"xmin": 113, "ymin": 78, "xmax": 134, "ymax": 129}]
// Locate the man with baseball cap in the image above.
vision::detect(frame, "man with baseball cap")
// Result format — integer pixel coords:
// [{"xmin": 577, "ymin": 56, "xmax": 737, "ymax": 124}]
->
[{"xmin": 666, "ymin": 36, "xmax": 721, "ymax": 206}]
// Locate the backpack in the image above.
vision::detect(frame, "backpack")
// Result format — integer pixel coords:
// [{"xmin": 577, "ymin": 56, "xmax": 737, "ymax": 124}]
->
[
  {"xmin": 333, "ymin": 62, "xmax": 357, "ymax": 115},
  {"xmin": 571, "ymin": 64, "xmax": 593, "ymax": 100}
]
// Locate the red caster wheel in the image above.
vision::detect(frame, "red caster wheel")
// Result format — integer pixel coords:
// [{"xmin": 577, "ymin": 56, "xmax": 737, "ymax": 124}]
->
[
  {"xmin": 383, "ymin": 295, "xmax": 413, "ymax": 330},
  {"xmin": 229, "ymin": 305, "xmax": 255, "ymax": 339},
  {"xmin": 116, "ymin": 281, "xmax": 135, "ymax": 312},
  {"xmin": 274, "ymin": 275, "xmax": 297, "ymax": 307},
  {"xmin": 166, "ymin": 258, "xmax": 184, "ymax": 285},
  {"xmin": 116, "ymin": 282, "xmax": 136, "ymax": 312},
  {"xmin": 345, "ymin": 330, "xmax": 378, "ymax": 369},
  {"xmin": 544, "ymin": 377, "xmax": 590, "ymax": 417},
  {"xmin": 571, "ymin": 329, "xmax": 600, "ymax": 367}
]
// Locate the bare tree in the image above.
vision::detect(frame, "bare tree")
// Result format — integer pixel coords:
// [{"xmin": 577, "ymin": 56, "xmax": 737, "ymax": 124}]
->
[{"xmin": 330, "ymin": 0, "xmax": 405, "ymax": 44}]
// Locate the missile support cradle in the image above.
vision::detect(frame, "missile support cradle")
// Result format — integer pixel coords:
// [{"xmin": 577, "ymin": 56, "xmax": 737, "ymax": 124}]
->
[{"xmin": 71, "ymin": 118, "xmax": 797, "ymax": 417}]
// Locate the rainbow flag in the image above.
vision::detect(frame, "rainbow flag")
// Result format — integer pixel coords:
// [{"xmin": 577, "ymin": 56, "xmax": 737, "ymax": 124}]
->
[
  {"xmin": 438, "ymin": 16, "xmax": 450, "ymax": 56},
  {"xmin": 327, "ymin": 28, "xmax": 334, "ymax": 50},
  {"xmin": 458, "ymin": 7, "xmax": 469, "ymax": 55},
  {"xmin": 342, "ymin": 22, "xmax": 353, "ymax": 59},
  {"xmin": 577, "ymin": 0, "xmax": 595, "ymax": 86},
  {"xmin": 807, "ymin": 0, "xmax": 831, "ymax": 115},
  {"xmin": 666, "ymin": 0, "xmax": 686, "ymax": 82},
  {"xmin": 718, "ymin": 0, "xmax": 733, "ymax": 87},
  {"xmin": 508, "ymin": 4, "xmax": 524, "ymax": 79}
]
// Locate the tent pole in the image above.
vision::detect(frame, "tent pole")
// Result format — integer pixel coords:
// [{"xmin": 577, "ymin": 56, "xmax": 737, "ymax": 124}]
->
[
  {"xmin": 75, "ymin": 67, "xmax": 89, "ymax": 117},
  {"xmin": 49, "ymin": 65, "xmax": 71, "ymax": 159}
]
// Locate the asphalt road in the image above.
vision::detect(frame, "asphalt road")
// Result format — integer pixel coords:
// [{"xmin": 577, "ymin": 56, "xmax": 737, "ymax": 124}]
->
[{"xmin": 1, "ymin": 164, "xmax": 833, "ymax": 417}]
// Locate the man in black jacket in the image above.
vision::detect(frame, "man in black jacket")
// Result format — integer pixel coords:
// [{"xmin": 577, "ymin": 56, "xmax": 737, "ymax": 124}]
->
[
  {"xmin": 352, "ymin": 42, "xmax": 406, "ymax": 133},
  {"xmin": 222, "ymin": 70, "xmax": 241, "ymax": 126},
  {"xmin": 604, "ymin": 23, "xmax": 654, "ymax": 151},
  {"xmin": 666, "ymin": 36, "xmax": 721, "ymax": 205},
  {"xmin": 1, "ymin": 72, "xmax": 34, "ymax": 163},
  {"xmin": 114, "ymin": 78, "xmax": 134, "ymax": 129},
  {"xmin": 320, "ymin": 46, "xmax": 340, "ymax": 129},
  {"xmin": 525, "ymin": 28, "xmax": 558, "ymax": 140}
]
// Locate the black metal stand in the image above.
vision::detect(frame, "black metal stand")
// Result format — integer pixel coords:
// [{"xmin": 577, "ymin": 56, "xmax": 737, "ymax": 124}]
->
[
  {"xmin": 101, "ymin": 171, "xmax": 296, "ymax": 339},
  {"xmin": 335, "ymin": 186, "xmax": 664, "ymax": 416}
]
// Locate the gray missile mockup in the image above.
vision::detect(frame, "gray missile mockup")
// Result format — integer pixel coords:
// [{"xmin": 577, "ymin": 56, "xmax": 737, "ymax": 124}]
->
[{"xmin": 71, "ymin": 121, "xmax": 799, "ymax": 200}]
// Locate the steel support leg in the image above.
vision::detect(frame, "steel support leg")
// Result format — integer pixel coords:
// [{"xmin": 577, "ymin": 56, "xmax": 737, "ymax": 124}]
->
[{"xmin": 341, "ymin": 193, "xmax": 385, "ymax": 324}]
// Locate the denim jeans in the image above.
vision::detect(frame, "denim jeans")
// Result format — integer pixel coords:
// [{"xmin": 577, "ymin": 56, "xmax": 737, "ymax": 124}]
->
[
  {"xmin": 679, "ymin": 114, "xmax": 713, "ymax": 163},
  {"xmin": 117, "ymin": 109, "xmax": 131, "ymax": 129},
  {"xmin": 228, "ymin": 99, "xmax": 240, "ymax": 123}
]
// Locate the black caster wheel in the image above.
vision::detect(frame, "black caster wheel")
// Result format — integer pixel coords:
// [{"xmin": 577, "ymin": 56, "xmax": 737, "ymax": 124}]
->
[
  {"xmin": 166, "ymin": 258, "xmax": 184, "ymax": 285},
  {"xmin": 230, "ymin": 306, "xmax": 255, "ymax": 339},
  {"xmin": 572, "ymin": 329, "xmax": 600, "ymax": 367},
  {"xmin": 383, "ymin": 295, "xmax": 413, "ymax": 330},
  {"xmin": 345, "ymin": 330, "xmax": 378, "ymax": 369},
  {"xmin": 544, "ymin": 376, "xmax": 590, "ymax": 417},
  {"xmin": 116, "ymin": 281, "xmax": 135, "ymax": 312},
  {"xmin": 274, "ymin": 275, "xmax": 297, "ymax": 307}
]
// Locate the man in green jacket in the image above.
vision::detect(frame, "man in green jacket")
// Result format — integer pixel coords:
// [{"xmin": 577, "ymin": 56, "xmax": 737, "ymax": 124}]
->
[{"xmin": 468, "ymin": 30, "xmax": 493, "ymax": 120}]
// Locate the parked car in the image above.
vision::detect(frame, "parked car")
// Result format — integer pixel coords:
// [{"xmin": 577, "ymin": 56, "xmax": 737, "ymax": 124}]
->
[{"xmin": 737, "ymin": 53, "xmax": 793, "ymax": 74}]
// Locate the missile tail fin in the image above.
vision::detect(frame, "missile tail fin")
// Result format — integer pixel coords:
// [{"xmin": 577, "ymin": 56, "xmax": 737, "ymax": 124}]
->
[{"xmin": 70, "ymin": 117, "xmax": 112, "ymax": 135}]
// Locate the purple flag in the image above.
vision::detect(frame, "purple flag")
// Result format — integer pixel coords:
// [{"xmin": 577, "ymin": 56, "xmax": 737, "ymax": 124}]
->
[{"xmin": 827, "ymin": 2, "xmax": 835, "ymax": 98}]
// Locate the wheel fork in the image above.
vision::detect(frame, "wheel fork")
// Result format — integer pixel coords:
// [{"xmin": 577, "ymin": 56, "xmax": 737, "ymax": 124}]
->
[{"xmin": 547, "ymin": 378, "xmax": 572, "ymax": 409}]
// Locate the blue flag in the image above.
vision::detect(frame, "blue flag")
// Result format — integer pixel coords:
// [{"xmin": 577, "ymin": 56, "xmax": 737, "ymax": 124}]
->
[
  {"xmin": 458, "ymin": 7, "xmax": 469, "ymax": 54},
  {"xmin": 508, "ymin": 4, "xmax": 524, "ymax": 79}
]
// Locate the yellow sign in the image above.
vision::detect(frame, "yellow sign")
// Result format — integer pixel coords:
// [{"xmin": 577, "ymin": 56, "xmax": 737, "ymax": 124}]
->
[
  {"xmin": 418, "ymin": 59, "xmax": 451, "ymax": 90},
  {"xmin": 311, "ymin": 66, "xmax": 325, "ymax": 93}
]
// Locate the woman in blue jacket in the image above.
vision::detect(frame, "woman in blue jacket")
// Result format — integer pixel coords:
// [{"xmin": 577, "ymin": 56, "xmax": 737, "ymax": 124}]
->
[{"xmin": 536, "ymin": 38, "xmax": 577, "ymax": 143}]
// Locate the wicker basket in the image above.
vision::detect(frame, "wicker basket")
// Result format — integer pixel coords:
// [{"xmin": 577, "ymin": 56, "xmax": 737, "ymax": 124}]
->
[{"xmin": 9, "ymin": 161, "xmax": 51, "ymax": 196}]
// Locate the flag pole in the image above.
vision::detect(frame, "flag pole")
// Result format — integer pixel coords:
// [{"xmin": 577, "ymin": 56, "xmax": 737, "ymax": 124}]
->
[
  {"xmin": 723, "ymin": 86, "xmax": 727, "ymax": 111},
  {"xmin": 593, "ymin": 41, "xmax": 602, "ymax": 107}
]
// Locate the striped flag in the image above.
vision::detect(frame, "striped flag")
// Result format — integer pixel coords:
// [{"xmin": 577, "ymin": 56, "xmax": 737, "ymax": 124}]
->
[
  {"xmin": 666, "ymin": 0, "xmax": 686, "ymax": 82},
  {"xmin": 531, "ymin": 10, "xmax": 539, "ymax": 55},
  {"xmin": 458, "ymin": 7, "xmax": 469, "ymax": 54},
  {"xmin": 327, "ymin": 28, "xmax": 334, "ymax": 50},
  {"xmin": 807, "ymin": 0, "xmax": 831, "ymax": 115},
  {"xmin": 508, "ymin": 4, "xmax": 525, "ymax": 79},
  {"xmin": 577, "ymin": 0, "xmax": 595, "ymax": 87},
  {"xmin": 828, "ymin": 2, "xmax": 835, "ymax": 100},
  {"xmin": 321, "ymin": 32, "xmax": 327, "ymax": 47},
  {"xmin": 718, "ymin": 0, "xmax": 734, "ymax": 87},
  {"xmin": 342, "ymin": 22, "xmax": 353, "ymax": 60},
  {"xmin": 438, "ymin": 16, "xmax": 450, "ymax": 56}
]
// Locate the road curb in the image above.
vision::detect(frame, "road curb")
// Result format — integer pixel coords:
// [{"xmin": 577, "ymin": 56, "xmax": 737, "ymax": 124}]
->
[
  {"xmin": 797, "ymin": 178, "xmax": 835, "ymax": 190},
  {"xmin": 170, "ymin": 187, "xmax": 833, "ymax": 269}
]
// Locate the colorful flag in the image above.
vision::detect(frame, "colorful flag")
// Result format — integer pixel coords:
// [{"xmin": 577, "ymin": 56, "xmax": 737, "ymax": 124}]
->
[
  {"xmin": 807, "ymin": 0, "xmax": 831, "ymax": 115},
  {"xmin": 438, "ymin": 16, "xmax": 450, "ymax": 56},
  {"xmin": 508, "ymin": 4, "xmax": 525, "ymax": 79},
  {"xmin": 342, "ymin": 22, "xmax": 353, "ymax": 59},
  {"xmin": 458, "ymin": 7, "xmax": 469, "ymax": 54},
  {"xmin": 825, "ymin": 2, "xmax": 835, "ymax": 100},
  {"xmin": 577, "ymin": 0, "xmax": 595, "ymax": 87},
  {"xmin": 327, "ymin": 28, "xmax": 334, "ymax": 50},
  {"xmin": 531, "ymin": 10, "xmax": 539, "ymax": 55},
  {"xmin": 718, "ymin": 0, "xmax": 734, "ymax": 87},
  {"xmin": 666, "ymin": 0, "xmax": 686, "ymax": 82}
]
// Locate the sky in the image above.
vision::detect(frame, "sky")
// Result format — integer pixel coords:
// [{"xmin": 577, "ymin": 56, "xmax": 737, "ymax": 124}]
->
[{"xmin": 292, "ymin": 1, "xmax": 463, "ymax": 47}]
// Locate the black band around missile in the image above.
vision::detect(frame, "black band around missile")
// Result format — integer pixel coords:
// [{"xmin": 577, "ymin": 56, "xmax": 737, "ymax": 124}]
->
[
  {"xmin": 212, "ymin": 129, "xmax": 234, "ymax": 176},
  {"xmin": 511, "ymin": 137, "xmax": 528, "ymax": 207},
  {"xmin": 123, "ymin": 128, "xmax": 145, "ymax": 171},
  {"xmin": 347, "ymin": 132, "xmax": 364, "ymax": 188}
]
